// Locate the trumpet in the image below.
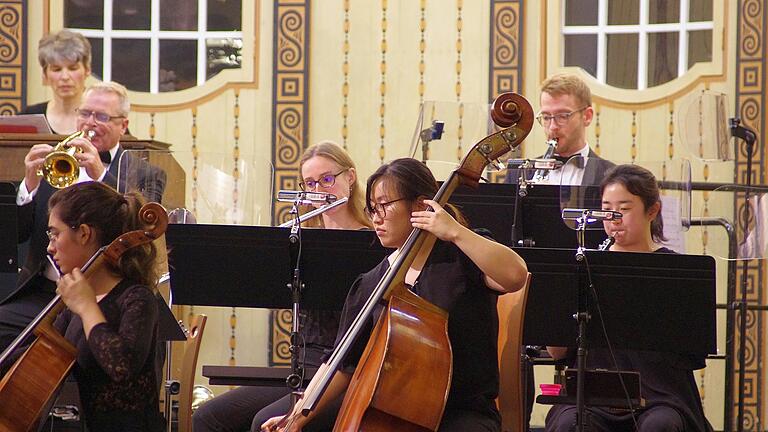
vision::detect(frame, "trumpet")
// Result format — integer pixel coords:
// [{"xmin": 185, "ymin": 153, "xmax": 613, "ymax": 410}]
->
[{"xmin": 37, "ymin": 129, "xmax": 95, "ymax": 189}]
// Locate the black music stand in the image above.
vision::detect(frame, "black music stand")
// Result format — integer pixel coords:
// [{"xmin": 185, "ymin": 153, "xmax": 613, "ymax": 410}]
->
[
  {"xmin": 448, "ymin": 183, "xmax": 606, "ymax": 248},
  {"xmin": 165, "ymin": 224, "xmax": 387, "ymax": 389},
  {"xmin": 0, "ymin": 183, "xmax": 17, "ymax": 274},
  {"xmin": 516, "ymin": 247, "xmax": 717, "ymax": 430},
  {"xmin": 165, "ymin": 224, "xmax": 386, "ymax": 310}
]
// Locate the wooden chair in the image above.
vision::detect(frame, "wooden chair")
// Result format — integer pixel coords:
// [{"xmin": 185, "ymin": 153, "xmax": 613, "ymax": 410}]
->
[
  {"xmin": 177, "ymin": 314, "xmax": 207, "ymax": 432},
  {"xmin": 497, "ymin": 273, "xmax": 532, "ymax": 432}
]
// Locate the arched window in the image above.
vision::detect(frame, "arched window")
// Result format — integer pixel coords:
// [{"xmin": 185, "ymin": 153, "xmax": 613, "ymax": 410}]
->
[
  {"xmin": 562, "ymin": 0, "xmax": 713, "ymax": 89},
  {"xmin": 64, "ymin": 0, "xmax": 243, "ymax": 93}
]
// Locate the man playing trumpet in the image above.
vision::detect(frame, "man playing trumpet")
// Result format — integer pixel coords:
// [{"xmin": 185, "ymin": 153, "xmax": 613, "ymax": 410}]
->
[{"xmin": 0, "ymin": 81, "xmax": 166, "ymax": 352}]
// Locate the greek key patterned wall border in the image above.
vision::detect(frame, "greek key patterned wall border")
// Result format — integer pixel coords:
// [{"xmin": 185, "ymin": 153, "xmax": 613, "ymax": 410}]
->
[
  {"xmin": 269, "ymin": 0, "xmax": 310, "ymax": 366},
  {"xmin": 0, "ymin": 1, "xmax": 25, "ymax": 115},
  {"xmin": 488, "ymin": 0, "xmax": 523, "ymax": 182},
  {"xmin": 734, "ymin": 0, "xmax": 766, "ymax": 430}
]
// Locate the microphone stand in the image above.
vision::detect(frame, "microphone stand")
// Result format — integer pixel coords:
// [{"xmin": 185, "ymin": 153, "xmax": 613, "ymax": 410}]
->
[
  {"xmin": 282, "ymin": 196, "xmax": 348, "ymax": 407},
  {"xmin": 730, "ymin": 117, "xmax": 757, "ymax": 432},
  {"xmin": 573, "ymin": 211, "xmax": 591, "ymax": 432}
]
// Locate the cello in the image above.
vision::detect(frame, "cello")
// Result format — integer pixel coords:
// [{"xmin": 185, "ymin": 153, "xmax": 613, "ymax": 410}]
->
[
  {"xmin": 281, "ymin": 92, "xmax": 533, "ymax": 431},
  {"xmin": 0, "ymin": 202, "xmax": 168, "ymax": 432}
]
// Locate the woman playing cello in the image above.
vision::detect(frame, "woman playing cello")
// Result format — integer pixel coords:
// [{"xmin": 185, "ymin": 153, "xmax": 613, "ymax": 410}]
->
[
  {"xmin": 47, "ymin": 181, "xmax": 165, "ymax": 431},
  {"xmin": 261, "ymin": 157, "xmax": 528, "ymax": 432}
]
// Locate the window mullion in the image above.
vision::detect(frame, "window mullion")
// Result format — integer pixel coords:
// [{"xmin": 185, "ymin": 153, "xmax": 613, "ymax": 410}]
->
[
  {"xmin": 596, "ymin": 0, "xmax": 607, "ymax": 83},
  {"xmin": 637, "ymin": 0, "xmax": 648, "ymax": 89},
  {"xmin": 679, "ymin": 0, "xmax": 690, "ymax": 76},
  {"xmin": 103, "ymin": 0, "xmax": 113, "ymax": 82},
  {"xmin": 150, "ymin": 0, "xmax": 160, "ymax": 93},
  {"xmin": 198, "ymin": 0, "xmax": 208, "ymax": 86}
]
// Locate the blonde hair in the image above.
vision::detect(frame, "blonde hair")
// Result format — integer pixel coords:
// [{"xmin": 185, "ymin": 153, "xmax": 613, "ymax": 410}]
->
[
  {"xmin": 540, "ymin": 73, "xmax": 592, "ymax": 108},
  {"xmin": 299, "ymin": 141, "xmax": 372, "ymax": 229},
  {"xmin": 38, "ymin": 30, "xmax": 91, "ymax": 70},
  {"xmin": 85, "ymin": 81, "xmax": 130, "ymax": 116}
]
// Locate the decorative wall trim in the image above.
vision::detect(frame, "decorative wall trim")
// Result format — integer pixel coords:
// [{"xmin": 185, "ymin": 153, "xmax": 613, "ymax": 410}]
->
[
  {"xmin": 488, "ymin": 0, "xmax": 523, "ymax": 182},
  {"xmin": 0, "ymin": 0, "xmax": 25, "ymax": 115},
  {"xmin": 269, "ymin": 0, "xmax": 310, "ymax": 366},
  {"xmin": 270, "ymin": 0, "xmax": 310, "ymax": 226},
  {"xmin": 734, "ymin": 1, "xmax": 766, "ymax": 429},
  {"xmin": 488, "ymin": 0, "xmax": 523, "ymax": 100}
]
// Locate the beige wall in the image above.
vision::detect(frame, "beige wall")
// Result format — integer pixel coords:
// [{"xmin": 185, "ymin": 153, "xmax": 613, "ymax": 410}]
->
[{"xmin": 24, "ymin": 1, "xmax": 744, "ymax": 427}]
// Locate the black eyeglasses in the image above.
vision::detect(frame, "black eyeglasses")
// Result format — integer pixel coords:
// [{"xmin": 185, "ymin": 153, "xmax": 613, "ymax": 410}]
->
[
  {"xmin": 365, "ymin": 198, "xmax": 406, "ymax": 219},
  {"xmin": 76, "ymin": 108, "xmax": 125, "ymax": 124},
  {"xmin": 535, "ymin": 106, "xmax": 588, "ymax": 126},
  {"xmin": 300, "ymin": 169, "xmax": 348, "ymax": 190}
]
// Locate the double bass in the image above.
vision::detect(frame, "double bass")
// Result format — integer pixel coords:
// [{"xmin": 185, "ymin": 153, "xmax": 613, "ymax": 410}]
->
[
  {"xmin": 282, "ymin": 92, "xmax": 533, "ymax": 431},
  {"xmin": 0, "ymin": 203, "xmax": 168, "ymax": 432}
]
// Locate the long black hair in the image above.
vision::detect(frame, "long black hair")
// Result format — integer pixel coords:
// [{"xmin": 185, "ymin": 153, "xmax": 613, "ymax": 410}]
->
[
  {"xmin": 600, "ymin": 164, "xmax": 666, "ymax": 242},
  {"xmin": 366, "ymin": 158, "xmax": 467, "ymax": 226}
]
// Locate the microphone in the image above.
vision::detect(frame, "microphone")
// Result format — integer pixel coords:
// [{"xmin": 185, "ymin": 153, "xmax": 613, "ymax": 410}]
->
[
  {"xmin": 277, "ymin": 190, "xmax": 338, "ymax": 206},
  {"xmin": 420, "ymin": 120, "xmax": 445, "ymax": 142},
  {"xmin": 561, "ymin": 208, "xmax": 622, "ymax": 222}
]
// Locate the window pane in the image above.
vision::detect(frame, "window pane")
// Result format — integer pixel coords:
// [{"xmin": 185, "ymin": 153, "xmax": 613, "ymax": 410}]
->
[
  {"xmin": 112, "ymin": 39, "xmax": 150, "ymax": 92},
  {"xmin": 160, "ymin": 40, "xmax": 198, "ymax": 92},
  {"xmin": 648, "ymin": 32, "xmax": 679, "ymax": 87},
  {"xmin": 649, "ymin": 0, "xmax": 680, "ymax": 24},
  {"xmin": 606, "ymin": 34, "xmax": 638, "ymax": 89},
  {"xmin": 207, "ymin": 38, "xmax": 243, "ymax": 79},
  {"xmin": 690, "ymin": 0, "xmax": 713, "ymax": 21},
  {"xmin": 564, "ymin": 0, "xmax": 598, "ymax": 26},
  {"xmin": 608, "ymin": 0, "xmax": 639, "ymax": 25},
  {"xmin": 161, "ymin": 0, "xmax": 198, "ymax": 31},
  {"xmin": 563, "ymin": 35, "xmax": 597, "ymax": 78},
  {"xmin": 64, "ymin": 0, "xmax": 103, "ymax": 29},
  {"xmin": 688, "ymin": 30, "xmax": 713, "ymax": 68},
  {"xmin": 113, "ymin": 0, "xmax": 150, "ymax": 30},
  {"xmin": 87, "ymin": 37, "xmax": 103, "ymax": 80},
  {"xmin": 208, "ymin": 0, "xmax": 242, "ymax": 31}
]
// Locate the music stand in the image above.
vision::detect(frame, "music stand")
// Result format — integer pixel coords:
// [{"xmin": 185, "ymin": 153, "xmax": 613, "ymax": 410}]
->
[
  {"xmin": 448, "ymin": 183, "xmax": 606, "ymax": 248},
  {"xmin": 516, "ymin": 247, "xmax": 717, "ymax": 430},
  {"xmin": 165, "ymin": 224, "xmax": 387, "ymax": 310},
  {"xmin": 0, "ymin": 183, "xmax": 18, "ymax": 274}
]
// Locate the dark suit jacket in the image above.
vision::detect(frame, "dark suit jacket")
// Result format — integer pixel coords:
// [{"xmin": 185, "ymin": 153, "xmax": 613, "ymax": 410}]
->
[
  {"xmin": 10, "ymin": 147, "xmax": 166, "ymax": 300},
  {"xmin": 505, "ymin": 148, "xmax": 615, "ymax": 186}
]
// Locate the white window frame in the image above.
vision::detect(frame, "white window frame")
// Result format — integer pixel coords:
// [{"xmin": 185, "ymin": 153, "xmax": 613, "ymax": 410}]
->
[
  {"xmin": 561, "ymin": 0, "xmax": 714, "ymax": 89},
  {"xmin": 67, "ymin": 0, "xmax": 244, "ymax": 94}
]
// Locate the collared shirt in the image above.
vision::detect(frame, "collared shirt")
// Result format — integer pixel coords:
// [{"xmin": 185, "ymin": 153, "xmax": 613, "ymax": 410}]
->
[
  {"xmin": 537, "ymin": 143, "xmax": 591, "ymax": 186},
  {"xmin": 16, "ymin": 144, "xmax": 119, "ymax": 281}
]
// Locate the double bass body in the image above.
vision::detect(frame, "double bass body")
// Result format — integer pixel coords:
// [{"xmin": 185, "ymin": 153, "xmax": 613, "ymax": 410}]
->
[{"xmin": 334, "ymin": 286, "xmax": 452, "ymax": 431}]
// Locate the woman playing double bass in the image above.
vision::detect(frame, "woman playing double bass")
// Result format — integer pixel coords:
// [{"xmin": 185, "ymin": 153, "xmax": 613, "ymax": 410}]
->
[
  {"xmin": 46, "ymin": 181, "xmax": 165, "ymax": 431},
  {"xmin": 261, "ymin": 158, "xmax": 528, "ymax": 432}
]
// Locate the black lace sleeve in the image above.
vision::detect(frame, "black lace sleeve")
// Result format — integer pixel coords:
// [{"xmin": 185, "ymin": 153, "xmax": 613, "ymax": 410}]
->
[{"xmin": 86, "ymin": 285, "xmax": 159, "ymax": 383}]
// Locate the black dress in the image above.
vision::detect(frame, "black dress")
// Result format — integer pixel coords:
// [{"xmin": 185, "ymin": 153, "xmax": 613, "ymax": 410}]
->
[
  {"xmin": 332, "ymin": 236, "xmax": 503, "ymax": 431},
  {"xmin": 53, "ymin": 279, "xmax": 165, "ymax": 432},
  {"xmin": 544, "ymin": 247, "xmax": 713, "ymax": 432}
]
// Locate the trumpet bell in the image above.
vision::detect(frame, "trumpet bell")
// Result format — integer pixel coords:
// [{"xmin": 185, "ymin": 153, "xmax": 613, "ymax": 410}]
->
[
  {"xmin": 42, "ymin": 149, "xmax": 79, "ymax": 189},
  {"xmin": 38, "ymin": 130, "xmax": 91, "ymax": 189}
]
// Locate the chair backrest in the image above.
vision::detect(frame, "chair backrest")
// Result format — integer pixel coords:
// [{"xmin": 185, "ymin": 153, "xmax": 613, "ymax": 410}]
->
[
  {"xmin": 497, "ymin": 273, "xmax": 532, "ymax": 432},
  {"xmin": 177, "ymin": 314, "xmax": 207, "ymax": 432}
]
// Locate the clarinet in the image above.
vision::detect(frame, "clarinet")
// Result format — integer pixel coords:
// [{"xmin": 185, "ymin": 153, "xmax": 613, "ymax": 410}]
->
[
  {"xmin": 531, "ymin": 139, "xmax": 558, "ymax": 183},
  {"xmin": 598, "ymin": 235, "xmax": 616, "ymax": 251}
]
